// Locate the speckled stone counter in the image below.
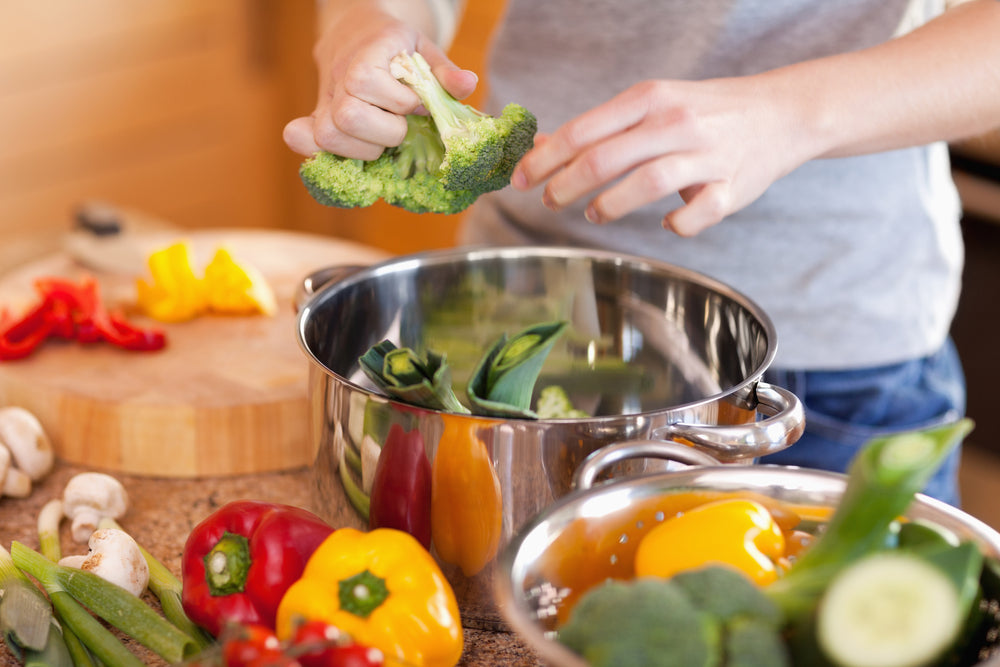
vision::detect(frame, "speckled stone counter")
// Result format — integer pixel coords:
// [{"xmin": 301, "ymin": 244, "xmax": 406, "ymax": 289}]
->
[{"xmin": 0, "ymin": 462, "xmax": 543, "ymax": 666}]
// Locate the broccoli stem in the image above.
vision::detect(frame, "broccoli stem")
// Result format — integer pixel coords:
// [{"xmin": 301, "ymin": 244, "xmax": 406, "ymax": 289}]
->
[{"xmin": 390, "ymin": 51, "xmax": 484, "ymax": 140}]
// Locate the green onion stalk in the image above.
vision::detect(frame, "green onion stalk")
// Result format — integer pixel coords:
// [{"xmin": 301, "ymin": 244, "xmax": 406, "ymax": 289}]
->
[
  {"xmin": 35, "ymin": 497, "xmax": 99, "ymax": 666},
  {"xmin": 765, "ymin": 418, "xmax": 975, "ymax": 620},
  {"xmin": 466, "ymin": 320, "xmax": 568, "ymax": 418},
  {"xmin": 99, "ymin": 518, "xmax": 215, "ymax": 651},
  {"xmin": 360, "ymin": 340, "xmax": 470, "ymax": 414},
  {"xmin": 0, "ymin": 544, "xmax": 71, "ymax": 666},
  {"xmin": 11, "ymin": 541, "xmax": 199, "ymax": 665}
]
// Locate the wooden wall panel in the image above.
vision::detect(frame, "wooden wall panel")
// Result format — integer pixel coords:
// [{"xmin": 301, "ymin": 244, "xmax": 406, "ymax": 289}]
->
[{"xmin": 0, "ymin": 0, "xmax": 509, "ymax": 273}]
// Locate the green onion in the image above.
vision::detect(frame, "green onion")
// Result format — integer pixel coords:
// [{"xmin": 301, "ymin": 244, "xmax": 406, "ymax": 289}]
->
[
  {"xmin": 11, "ymin": 541, "xmax": 197, "ymax": 665},
  {"xmin": 9, "ymin": 542, "xmax": 145, "ymax": 667},
  {"xmin": 466, "ymin": 320, "xmax": 568, "ymax": 418},
  {"xmin": 20, "ymin": 622, "xmax": 73, "ymax": 667},
  {"xmin": 359, "ymin": 340, "xmax": 470, "ymax": 414},
  {"xmin": 100, "ymin": 518, "xmax": 214, "ymax": 650},
  {"xmin": 766, "ymin": 418, "xmax": 974, "ymax": 619},
  {"xmin": 37, "ymin": 498, "xmax": 63, "ymax": 562},
  {"xmin": 0, "ymin": 544, "xmax": 52, "ymax": 654}
]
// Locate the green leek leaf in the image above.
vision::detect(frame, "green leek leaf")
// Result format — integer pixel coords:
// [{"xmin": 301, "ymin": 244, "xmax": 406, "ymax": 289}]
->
[
  {"xmin": 359, "ymin": 340, "xmax": 470, "ymax": 414},
  {"xmin": 467, "ymin": 320, "xmax": 568, "ymax": 418}
]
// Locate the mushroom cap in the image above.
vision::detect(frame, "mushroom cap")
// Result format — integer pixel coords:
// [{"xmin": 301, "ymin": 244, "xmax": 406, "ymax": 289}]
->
[
  {"xmin": 0, "ymin": 406, "xmax": 54, "ymax": 481},
  {"xmin": 0, "ymin": 444, "xmax": 32, "ymax": 498},
  {"xmin": 62, "ymin": 472, "xmax": 129, "ymax": 517}
]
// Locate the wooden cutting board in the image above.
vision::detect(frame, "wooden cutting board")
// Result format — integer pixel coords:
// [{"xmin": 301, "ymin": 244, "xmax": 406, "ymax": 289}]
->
[{"xmin": 0, "ymin": 228, "xmax": 389, "ymax": 478}]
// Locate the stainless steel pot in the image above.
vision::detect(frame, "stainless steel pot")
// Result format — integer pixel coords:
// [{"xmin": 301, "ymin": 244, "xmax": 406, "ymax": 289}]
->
[
  {"xmin": 496, "ymin": 442, "xmax": 1000, "ymax": 666},
  {"xmin": 296, "ymin": 246, "xmax": 804, "ymax": 628}
]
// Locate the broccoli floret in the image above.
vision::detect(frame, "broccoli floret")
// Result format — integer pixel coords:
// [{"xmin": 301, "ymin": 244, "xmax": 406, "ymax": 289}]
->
[
  {"xmin": 298, "ymin": 115, "xmax": 477, "ymax": 215},
  {"xmin": 390, "ymin": 51, "xmax": 537, "ymax": 193},
  {"xmin": 558, "ymin": 578, "xmax": 722, "ymax": 667},
  {"xmin": 299, "ymin": 154, "xmax": 381, "ymax": 209}
]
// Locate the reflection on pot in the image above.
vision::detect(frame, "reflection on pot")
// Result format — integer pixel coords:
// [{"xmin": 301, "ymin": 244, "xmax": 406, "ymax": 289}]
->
[
  {"xmin": 431, "ymin": 415, "xmax": 503, "ymax": 577},
  {"xmin": 369, "ymin": 423, "xmax": 432, "ymax": 549}
]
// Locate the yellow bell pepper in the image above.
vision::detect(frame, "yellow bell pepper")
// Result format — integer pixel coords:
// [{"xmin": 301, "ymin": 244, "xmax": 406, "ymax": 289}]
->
[
  {"xmin": 634, "ymin": 498, "xmax": 786, "ymax": 586},
  {"xmin": 135, "ymin": 241, "xmax": 207, "ymax": 322},
  {"xmin": 430, "ymin": 415, "xmax": 503, "ymax": 577},
  {"xmin": 275, "ymin": 527, "xmax": 463, "ymax": 667}
]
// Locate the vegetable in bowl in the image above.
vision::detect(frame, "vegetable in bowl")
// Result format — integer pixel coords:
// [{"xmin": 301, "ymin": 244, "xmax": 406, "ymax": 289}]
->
[{"xmin": 551, "ymin": 419, "xmax": 1000, "ymax": 667}]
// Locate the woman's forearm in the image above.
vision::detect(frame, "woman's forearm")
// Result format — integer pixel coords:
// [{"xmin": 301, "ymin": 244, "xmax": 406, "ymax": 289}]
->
[{"xmin": 776, "ymin": 0, "xmax": 1000, "ymax": 160}]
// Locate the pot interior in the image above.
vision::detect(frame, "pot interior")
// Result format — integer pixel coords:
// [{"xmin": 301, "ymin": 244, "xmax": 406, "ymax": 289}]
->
[{"xmin": 299, "ymin": 247, "xmax": 776, "ymax": 416}]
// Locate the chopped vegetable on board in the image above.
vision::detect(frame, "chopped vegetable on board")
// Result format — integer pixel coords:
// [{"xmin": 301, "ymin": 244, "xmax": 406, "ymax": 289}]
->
[
  {"xmin": 136, "ymin": 241, "xmax": 277, "ymax": 322},
  {"xmin": 0, "ymin": 274, "xmax": 165, "ymax": 360}
]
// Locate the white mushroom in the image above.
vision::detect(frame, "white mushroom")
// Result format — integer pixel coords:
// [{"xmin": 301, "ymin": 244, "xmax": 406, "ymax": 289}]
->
[
  {"xmin": 62, "ymin": 472, "xmax": 129, "ymax": 542},
  {"xmin": 0, "ymin": 407, "xmax": 55, "ymax": 481},
  {"xmin": 0, "ymin": 444, "xmax": 31, "ymax": 498},
  {"xmin": 58, "ymin": 528, "xmax": 149, "ymax": 597}
]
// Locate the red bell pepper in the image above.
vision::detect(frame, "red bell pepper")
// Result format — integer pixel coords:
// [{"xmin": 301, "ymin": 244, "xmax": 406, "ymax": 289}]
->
[
  {"xmin": 367, "ymin": 424, "xmax": 432, "ymax": 549},
  {"xmin": 181, "ymin": 500, "xmax": 334, "ymax": 637}
]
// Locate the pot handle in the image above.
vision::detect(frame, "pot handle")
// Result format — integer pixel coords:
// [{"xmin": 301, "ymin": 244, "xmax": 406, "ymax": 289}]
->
[
  {"xmin": 653, "ymin": 382, "xmax": 805, "ymax": 463},
  {"xmin": 573, "ymin": 440, "xmax": 722, "ymax": 491},
  {"xmin": 294, "ymin": 265, "xmax": 366, "ymax": 313}
]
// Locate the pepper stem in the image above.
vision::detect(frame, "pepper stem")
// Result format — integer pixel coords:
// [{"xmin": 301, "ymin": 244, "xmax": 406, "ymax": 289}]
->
[
  {"xmin": 204, "ymin": 531, "xmax": 251, "ymax": 596},
  {"xmin": 338, "ymin": 570, "xmax": 389, "ymax": 618}
]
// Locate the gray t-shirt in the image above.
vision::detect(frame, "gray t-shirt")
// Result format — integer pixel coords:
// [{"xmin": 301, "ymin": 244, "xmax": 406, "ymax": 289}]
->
[{"xmin": 460, "ymin": 0, "xmax": 963, "ymax": 371}]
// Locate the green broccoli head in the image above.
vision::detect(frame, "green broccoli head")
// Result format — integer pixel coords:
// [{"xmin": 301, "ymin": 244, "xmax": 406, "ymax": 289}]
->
[
  {"xmin": 558, "ymin": 578, "xmax": 722, "ymax": 667},
  {"xmin": 299, "ymin": 115, "xmax": 478, "ymax": 215},
  {"xmin": 297, "ymin": 52, "xmax": 536, "ymax": 214},
  {"xmin": 390, "ymin": 51, "xmax": 537, "ymax": 192}
]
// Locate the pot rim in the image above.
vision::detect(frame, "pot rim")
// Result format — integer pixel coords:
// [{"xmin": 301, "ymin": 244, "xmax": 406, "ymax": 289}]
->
[{"xmin": 296, "ymin": 245, "xmax": 780, "ymax": 421}]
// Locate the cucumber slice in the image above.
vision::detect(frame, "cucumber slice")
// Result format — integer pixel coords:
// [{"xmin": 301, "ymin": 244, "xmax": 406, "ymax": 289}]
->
[{"xmin": 816, "ymin": 551, "xmax": 963, "ymax": 667}]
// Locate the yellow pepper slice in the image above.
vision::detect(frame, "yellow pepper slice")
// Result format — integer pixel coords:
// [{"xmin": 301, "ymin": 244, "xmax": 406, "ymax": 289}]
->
[
  {"xmin": 634, "ymin": 498, "xmax": 786, "ymax": 586},
  {"xmin": 275, "ymin": 527, "xmax": 463, "ymax": 667},
  {"xmin": 135, "ymin": 241, "xmax": 207, "ymax": 322},
  {"xmin": 136, "ymin": 242, "xmax": 277, "ymax": 322},
  {"xmin": 203, "ymin": 247, "xmax": 277, "ymax": 316}
]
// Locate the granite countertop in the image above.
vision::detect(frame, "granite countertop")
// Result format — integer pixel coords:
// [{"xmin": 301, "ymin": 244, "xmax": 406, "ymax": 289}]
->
[{"xmin": 0, "ymin": 461, "xmax": 543, "ymax": 667}]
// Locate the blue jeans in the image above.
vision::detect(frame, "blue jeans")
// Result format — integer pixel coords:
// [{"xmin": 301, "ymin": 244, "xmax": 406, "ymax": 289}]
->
[{"xmin": 760, "ymin": 338, "xmax": 966, "ymax": 507}]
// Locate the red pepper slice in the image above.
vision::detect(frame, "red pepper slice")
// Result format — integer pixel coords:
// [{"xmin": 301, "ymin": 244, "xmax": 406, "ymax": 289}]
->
[
  {"xmin": 181, "ymin": 501, "xmax": 334, "ymax": 637},
  {"xmin": 368, "ymin": 424, "xmax": 432, "ymax": 549},
  {"xmin": 0, "ymin": 274, "xmax": 166, "ymax": 359}
]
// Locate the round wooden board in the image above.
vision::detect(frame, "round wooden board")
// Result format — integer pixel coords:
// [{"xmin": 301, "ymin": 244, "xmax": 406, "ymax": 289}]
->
[{"xmin": 0, "ymin": 229, "xmax": 390, "ymax": 477}]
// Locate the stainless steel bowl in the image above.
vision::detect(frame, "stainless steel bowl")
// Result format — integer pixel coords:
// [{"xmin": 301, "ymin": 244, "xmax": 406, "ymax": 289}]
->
[
  {"xmin": 496, "ymin": 442, "xmax": 1000, "ymax": 666},
  {"xmin": 296, "ymin": 246, "xmax": 805, "ymax": 628}
]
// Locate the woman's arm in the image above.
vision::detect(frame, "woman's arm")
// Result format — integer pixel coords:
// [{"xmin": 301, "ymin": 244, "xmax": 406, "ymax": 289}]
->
[
  {"xmin": 513, "ymin": 0, "xmax": 1000, "ymax": 236},
  {"xmin": 284, "ymin": 0, "xmax": 474, "ymax": 158}
]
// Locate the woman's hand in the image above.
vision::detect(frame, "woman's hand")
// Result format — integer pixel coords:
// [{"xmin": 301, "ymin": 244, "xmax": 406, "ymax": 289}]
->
[
  {"xmin": 283, "ymin": 3, "xmax": 477, "ymax": 159},
  {"xmin": 513, "ymin": 0, "xmax": 1000, "ymax": 237},
  {"xmin": 511, "ymin": 75, "xmax": 811, "ymax": 237}
]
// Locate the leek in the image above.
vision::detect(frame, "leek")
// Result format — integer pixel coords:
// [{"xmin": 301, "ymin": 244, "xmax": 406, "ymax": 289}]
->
[
  {"xmin": 467, "ymin": 320, "xmax": 568, "ymax": 418},
  {"xmin": 766, "ymin": 418, "xmax": 975, "ymax": 619},
  {"xmin": 359, "ymin": 340, "xmax": 470, "ymax": 414}
]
